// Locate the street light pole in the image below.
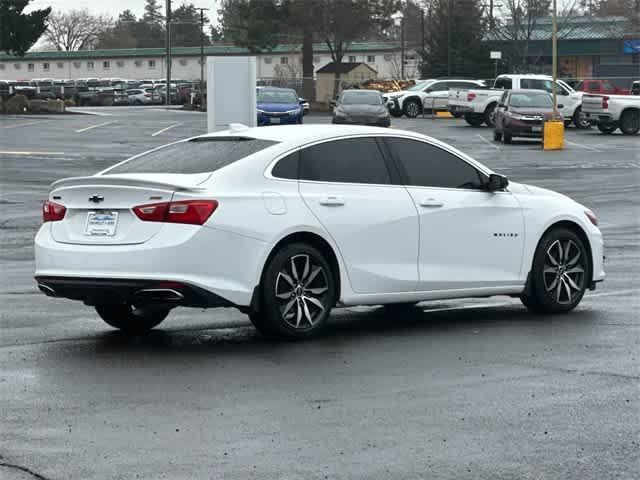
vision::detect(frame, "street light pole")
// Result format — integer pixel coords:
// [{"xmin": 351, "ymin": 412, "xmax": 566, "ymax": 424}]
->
[{"xmin": 165, "ymin": 0, "xmax": 172, "ymax": 106}]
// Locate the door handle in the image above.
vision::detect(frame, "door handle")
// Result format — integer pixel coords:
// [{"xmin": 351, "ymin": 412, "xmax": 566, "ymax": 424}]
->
[
  {"xmin": 419, "ymin": 198, "xmax": 444, "ymax": 208},
  {"xmin": 319, "ymin": 196, "xmax": 345, "ymax": 206}
]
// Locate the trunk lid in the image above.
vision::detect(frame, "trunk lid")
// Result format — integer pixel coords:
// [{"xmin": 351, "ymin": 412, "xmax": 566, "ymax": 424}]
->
[{"xmin": 49, "ymin": 174, "xmax": 208, "ymax": 245}]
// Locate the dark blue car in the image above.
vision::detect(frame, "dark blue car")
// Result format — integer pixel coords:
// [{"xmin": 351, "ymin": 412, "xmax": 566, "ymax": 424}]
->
[{"xmin": 257, "ymin": 87, "xmax": 303, "ymax": 126}]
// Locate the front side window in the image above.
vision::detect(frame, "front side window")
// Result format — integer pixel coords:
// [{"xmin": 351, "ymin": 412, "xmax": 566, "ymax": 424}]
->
[
  {"xmin": 300, "ymin": 138, "xmax": 390, "ymax": 185},
  {"xmin": 107, "ymin": 138, "xmax": 279, "ymax": 175},
  {"xmin": 494, "ymin": 77, "xmax": 512, "ymax": 89},
  {"xmin": 385, "ymin": 138, "xmax": 485, "ymax": 190}
]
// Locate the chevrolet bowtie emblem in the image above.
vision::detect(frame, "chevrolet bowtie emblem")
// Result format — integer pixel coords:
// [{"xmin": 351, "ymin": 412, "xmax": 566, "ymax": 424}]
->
[{"xmin": 89, "ymin": 195, "xmax": 104, "ymax": 203}]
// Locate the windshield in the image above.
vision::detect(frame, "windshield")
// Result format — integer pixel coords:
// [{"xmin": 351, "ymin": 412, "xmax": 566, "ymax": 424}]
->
[
  {"xmin": 340, "ymin": 91, "xmax": 383, "ymax": 105},
  {"xmin": 509, "ymin": 93, "xmax": 553, "ymax": 108},
  {"xmin": 107, "ymin": 138, "xmax": 279, "ymax": 174},
  {"xmin": 257, "ymin": 89, "xmax": 298, "ymax": 104},
  {"xmin": 407, "ymin": 80, "xmax": 434, "ymax": 92}
]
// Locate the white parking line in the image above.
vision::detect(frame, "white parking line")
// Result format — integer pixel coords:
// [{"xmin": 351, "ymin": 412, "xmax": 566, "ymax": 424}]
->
[
  {"xmin": 0, "ymin": 150, "xmax": 65, "ymax": 156},
  {"xmin": 151, "ymin": 123, "xmax": 183, "ymax": 137},
  {"xmin": 1, "ymin": 120, "xmax": 50, "ymax": 129},
  {"xmin": 565, "ymin": 140, "xmax": 602, "ymax": 153},
  {"xmin": 75, "ymin": 121, "xmax": 116, "ymax": 133},
  {"xmin": 476, "ymin": 134, "xmax": 501, "ymax": 151}
]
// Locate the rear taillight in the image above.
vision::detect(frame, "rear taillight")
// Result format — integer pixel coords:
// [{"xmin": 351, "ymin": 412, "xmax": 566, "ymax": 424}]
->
[
  {"xmin": 467, "ymin": 92, "xmax": 476, "ymax": 101},
  {"xmin": 144, "ymin": 93, "xmax": 151, "ymax": 97},
  {"xmin": 133, "ymin": 200, "xmax": 218, "ymax": 225},
  {"xmin": 42, "ymin": 200, "xmax": 66, "ymax": 223},
  {"xmin": 602, "ymin": 96, "xmax": 609, "ymax": 109}
]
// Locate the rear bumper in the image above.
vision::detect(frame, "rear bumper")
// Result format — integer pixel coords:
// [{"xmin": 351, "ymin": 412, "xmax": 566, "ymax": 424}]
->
[
  {"xmin": 584, "ymin": 112, "xmax": 614, "ymax": 123},
  {"xmin": 448, "ymin": 104, "xmax": 473, "ymax": 114},
  {"xmin": 35, "ymin": 222, "xmax": 268, "ymax": 307},
  {"xmin": 35, "ymin": 276, "xmax": 232, "ymax": 308},
  {"xmin": 333, "ymin": 116, "xmax": 390, "ymax": 127}
]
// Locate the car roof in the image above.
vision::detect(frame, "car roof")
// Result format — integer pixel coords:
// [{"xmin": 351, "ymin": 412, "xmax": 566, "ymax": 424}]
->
[{"xmin": 340, "ymin": 89, "xmax": 382, "ymax": 94}]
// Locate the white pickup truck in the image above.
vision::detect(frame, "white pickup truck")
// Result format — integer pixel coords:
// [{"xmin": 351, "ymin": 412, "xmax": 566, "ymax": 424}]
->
[
  {"xmin": 582, "ymin": 94, "xmax": 640, "ymax": 135},
  {"xmin": 448, "ymin": 74, "xmax": 588, "ymax": 128}
]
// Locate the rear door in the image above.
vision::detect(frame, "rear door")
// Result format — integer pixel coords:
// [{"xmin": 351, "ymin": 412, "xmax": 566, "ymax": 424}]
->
[
  {"xmin": 298, "ymin": 137, "xmax": 419, "ymax": 294},
  {"xmin": 425, "ymin": 81, "xmax": 449, "ymax": 110}
]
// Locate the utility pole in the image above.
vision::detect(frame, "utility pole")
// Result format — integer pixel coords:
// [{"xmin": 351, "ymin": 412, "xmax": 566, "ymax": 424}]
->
[
  {"xmin": 447, "ymin": 0, "xmax": 452, "ymax": 76},
  {"xmin": 197, "ymin": 7, "xmax": 209, "ymax": 111},
  {"xmin": 552, "ymin": 0, "xmax": 558, "ymax": 117},
  {"xmin": 420, "ymin": 8, "xmax": 425, "ymax": 55},
  {"xmin": 165, "ymin": 0, "xmax": 172, "ymax": 106},
  {"xmin": 400, "ymin": 14, "xmax": 405, "ymax": 79},
  {"xmin": 489, "ymin": 0, "xmax": 494, "ymax": 29}
]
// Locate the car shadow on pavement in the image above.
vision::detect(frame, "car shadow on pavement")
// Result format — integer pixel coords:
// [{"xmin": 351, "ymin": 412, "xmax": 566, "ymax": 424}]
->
[{"xmin": 74, "ymin": 303, "xmax": 600, "ymax": 357}]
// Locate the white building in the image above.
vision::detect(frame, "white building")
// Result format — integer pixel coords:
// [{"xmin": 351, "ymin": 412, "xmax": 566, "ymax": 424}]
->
[{"xmin": 0, "ymin": 42, "xmax": 418, "ymax": 82}]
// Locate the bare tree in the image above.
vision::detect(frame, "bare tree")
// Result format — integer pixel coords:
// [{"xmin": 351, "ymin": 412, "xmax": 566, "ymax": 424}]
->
[{"xmin": 43, "ymin": 9, "xmax": 114, "ymax": 51}]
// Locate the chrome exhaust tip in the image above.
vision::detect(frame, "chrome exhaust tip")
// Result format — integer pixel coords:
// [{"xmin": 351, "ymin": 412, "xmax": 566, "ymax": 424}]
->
[
  {"xmin": 37, "ymin": 283, "xmax": 57, "ymax": 296},
  {"xmin": 134, "ymin": 288, "xmax": 185, "ymax": 302}
]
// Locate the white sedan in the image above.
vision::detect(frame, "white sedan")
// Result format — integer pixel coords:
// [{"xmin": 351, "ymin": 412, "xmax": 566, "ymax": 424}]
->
[{"xmin": 35, "ymin": 124, "xmax": 605, "ymax": 339}]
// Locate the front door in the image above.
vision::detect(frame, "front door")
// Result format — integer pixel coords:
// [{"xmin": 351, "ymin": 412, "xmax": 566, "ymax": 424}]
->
[
  {"xmin": 383, "ymin": 136, "xmax": 525, "ymax": 291},
  {"xmin": 298, "ymin": 137, "xmax": 419, "ymax": 294}
]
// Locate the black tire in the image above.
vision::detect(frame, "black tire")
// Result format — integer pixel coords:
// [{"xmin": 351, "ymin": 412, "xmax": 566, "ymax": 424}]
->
[
  {"xmin": 403, "ymin": 99, "xmax": 422, "ymax": 118},
  {"xmin": 250, "ymin": 243, "xmax": 337, "ymax": 340},
  {"xmin": 452, "ymin": 112, "xmax": 464, "ymax": 118},
  {"xmin": 503, "ymin": 131, "xmax": 513, "ymax": 144},
  {"xmin": 484, "ymin": 103, "xmax": 497, "ymax": 127},
  {"xmin": 619, "ymin": 109, "xmax": 640, "ymax": 135},
  {"xmin": 464, "ymin": 114, "xmax": 484, "ymax": 127},
  {"xmin": 522, "ymin": 228, "xmax": 590, "ymax": 314},
  {"xmin": 597, "ymin": 122, "xmax": 617, "ymax": 134},
  {"xmin": 95, "ymin": 304, "xmax": 169, "ymax": 334},
  {"xmin": 493, "ymin": 130, "xmax": 502, "ymax": 142},
  {"xmin": 573, "ymin": 106, "xmax": 591, "ymax": 129}
]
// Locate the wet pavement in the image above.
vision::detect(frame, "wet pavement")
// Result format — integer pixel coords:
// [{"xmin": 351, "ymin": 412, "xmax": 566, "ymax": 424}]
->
[{"xmin": 1, "ymin": 108, "xmax": 638, "ymax": 479}]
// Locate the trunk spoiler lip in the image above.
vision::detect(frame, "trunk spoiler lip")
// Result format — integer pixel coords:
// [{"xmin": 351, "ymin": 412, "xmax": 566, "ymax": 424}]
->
[{"xmin": 50, "ymin": 174, "xmax": 210, "ymax": 192}]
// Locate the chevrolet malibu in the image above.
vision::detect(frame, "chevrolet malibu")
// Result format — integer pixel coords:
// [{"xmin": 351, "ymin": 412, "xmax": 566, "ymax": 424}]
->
[{"xmin": 35, "ymin": 124, "xmax": 604, "ymax": 339}]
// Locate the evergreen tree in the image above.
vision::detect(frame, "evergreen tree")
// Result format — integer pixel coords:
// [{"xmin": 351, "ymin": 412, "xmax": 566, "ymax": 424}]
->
[
  {"xmin": 422, "ymin": 0, "xmax": 490, "ymax": 78},
  {"xmin": 219, "ymin": 0, "xmax": 284, "ymax": 52},
  {"xmin": 172, "ymin": 3, "xmax": 208, "ymax": 47},
  {"xmin": 0, "ymin": 0, "xmax": 51, "ymax": 55}
]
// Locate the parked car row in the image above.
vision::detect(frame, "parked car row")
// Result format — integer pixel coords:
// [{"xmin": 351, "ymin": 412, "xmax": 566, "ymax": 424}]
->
[{"xmin": 0, "ymin": 77, "xmax": 201, "ymax": 106}]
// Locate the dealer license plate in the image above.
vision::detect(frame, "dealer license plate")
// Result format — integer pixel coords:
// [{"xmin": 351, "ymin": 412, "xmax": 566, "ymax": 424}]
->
[
  {"xmin": 85, "ymin": 211, "xmax": 118, "ymax": 236},
  {"xmin": 270, "ymin": 117, "xmax": 281, "ymax": 124},
  {"xmin": 532, "ymin": 126, "xmax": 542, "ymax": 133}
]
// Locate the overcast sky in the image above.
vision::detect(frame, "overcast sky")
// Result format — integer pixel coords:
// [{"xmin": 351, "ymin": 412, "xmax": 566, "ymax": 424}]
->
[{"xmin": 28, "ymin": 1, "xmax": 220, "ymax": 20}]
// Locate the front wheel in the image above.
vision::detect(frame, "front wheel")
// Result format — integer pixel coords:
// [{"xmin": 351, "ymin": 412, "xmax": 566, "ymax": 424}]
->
[
  {"xmin": 484, "ymin": 103, "xmax": 497, "ymax": 127},
  {"xmin": 619, "ymin": 109, "xmax": 640, "ymax": 135},
  {"xmin": 452, "ymin": 112, "xmax": 464, "ymax": 118},
  {"xmin": 250, "ymin": 243, "xmax": 336, "ymax": 340},
  {"xmin": 403, "ymin": 99, "xmax": 422, "ymax": 118},
  {"xmin": 95, "ymin": 304, "xmax": 169, "ymax": 334},
  {"xmin": 522, "ymin": 228, "xmax": 590, "ymax": 314},
  {"xmin": 573, "ymin": 106, "xmax": 591, "ymax": 129},
  {"xmin": 597, "ymin": 122, "xmax": 618, "ymax": 134}
]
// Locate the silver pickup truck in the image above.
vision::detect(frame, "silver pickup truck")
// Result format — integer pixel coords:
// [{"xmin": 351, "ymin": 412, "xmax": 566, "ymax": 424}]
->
[{"xmin": 582, "ymin": 94, "xmax": 640, "ymax": 135}]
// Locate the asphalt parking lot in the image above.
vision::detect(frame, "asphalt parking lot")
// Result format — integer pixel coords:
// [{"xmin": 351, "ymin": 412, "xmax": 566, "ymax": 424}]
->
[{"xmin": 1, "ymin": 107, "xmax": 639, "ymax": 479}]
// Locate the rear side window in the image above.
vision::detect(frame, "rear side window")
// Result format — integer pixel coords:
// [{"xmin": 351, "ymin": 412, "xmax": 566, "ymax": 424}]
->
[
  {"xmin": 108, "ymin": 138, "xmax": 279, "ymax": 174},
  {"xmin": 300, "ymin": 138, "xmax": 390, "ymax": 185},
  {"xmin": 494, "ymin": 77, "xmax": 512, "ymax": 89},
  {"xmin": 272, "ymin": 151, "xmax": 299, "ymax": 179},
  {"xmin": 385, "ymin": 138, "xmax": 485, "ymax": 190}
]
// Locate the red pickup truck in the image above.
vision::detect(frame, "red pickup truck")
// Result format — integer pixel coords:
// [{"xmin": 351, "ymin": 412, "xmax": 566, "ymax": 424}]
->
[{"xmin": 575, "ymin": 79, "xmax": 629, "ymax": 95}]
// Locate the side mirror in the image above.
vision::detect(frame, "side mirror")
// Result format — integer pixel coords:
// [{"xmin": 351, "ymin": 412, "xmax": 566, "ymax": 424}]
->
[
  {"xmin": 329, "ymin": 99, "xmax": 337, "ymax": 107},
  {"xmin": 557, "ymin": 103, "xmax": 564, "ymax": 109},
  {"xmin": 487, "ymin": 173, "xmax": 509, "ymax": 192}
]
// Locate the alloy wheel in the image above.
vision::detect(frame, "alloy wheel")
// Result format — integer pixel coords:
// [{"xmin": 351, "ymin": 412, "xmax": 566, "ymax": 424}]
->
[
  {"xmin": 405, "ymin": 101, "xmax": 420, "ymax": 118},
  {"xmin": 542, "ymin": 239, "xmax": 585, "ymax": 305},
  {"xmin": 275, "ymin": 254, "xmax": 329, "ymax": 329}
]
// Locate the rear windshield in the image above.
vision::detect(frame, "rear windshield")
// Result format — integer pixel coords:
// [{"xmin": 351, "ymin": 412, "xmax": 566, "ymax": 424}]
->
[{"xmin": 107, "ymin": 138, "xmax": 279, "ymax": 174}]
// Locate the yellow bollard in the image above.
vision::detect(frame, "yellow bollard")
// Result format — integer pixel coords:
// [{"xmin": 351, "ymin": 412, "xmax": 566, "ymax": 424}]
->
[{"xmin": 543, "ymin": 120, "xmax": 564, "ymax": 150}]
